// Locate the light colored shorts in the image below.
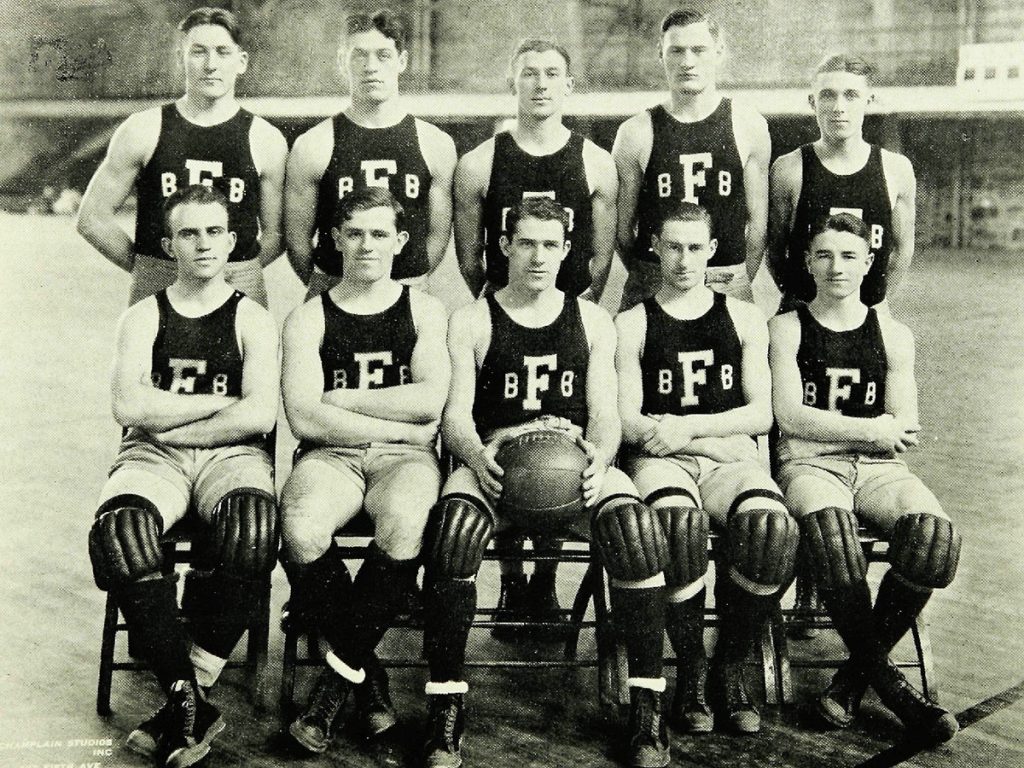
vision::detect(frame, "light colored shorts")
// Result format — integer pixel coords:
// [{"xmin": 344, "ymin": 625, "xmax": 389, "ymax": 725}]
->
[
  {"xmin": 281, "ymin": 443, "xmax": 440, "ymax": 561},
  {"xmin": 129, "ymin": 254, "xmax": 268, "ymax": 308},
  {"xmin": 98, "ymin": 430, "xmax": 274, "ymax": 529},
  {"xmin": 778, "ymin": 453, "xmax": 946, "ymax": 534}
]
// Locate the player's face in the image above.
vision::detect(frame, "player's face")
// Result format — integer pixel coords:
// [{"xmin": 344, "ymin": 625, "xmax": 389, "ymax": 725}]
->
[
  {"xmin": 180, "ymin": 24, "xmax": 248, "ymax": 101},
  {"xmin": 511, "ymin": 49, "xmax": 573, "ymax": 119},
  {"xmin": 500, "ymin": 216, "xmax": 570, "ymax": 292},
  {"xmin": 660, "ymin": 22, "xmax": 721, "ymax": 94},
  {"xmin": 810, "ymin": 71, "xmax": 872, "ymax": 142},
  {"xmin": 653, "ymin": 219, "xmax": 716, "ymax": 291},
  {"xmin": 331, "ymin": 205, "xmax": 409, "ymax": 283},
  {"xmin": 805, "ymin": 229, "xmax": 874, "ymax": 300},
  {"xmin": 163, "ymin": 202, "xmax": 235, "ymax": 279},
  {"xmin": 341, "ymin": 29, "xmax": 407, "ymax": 103}
]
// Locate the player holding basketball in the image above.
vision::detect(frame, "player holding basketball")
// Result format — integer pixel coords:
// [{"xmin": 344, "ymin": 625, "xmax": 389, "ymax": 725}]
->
[
  {"xmin": 285, "ymin": 9, "xmax": 456, "ymax": 297},
  {"xmin": 280, "ymin": 187, "xmax": 450, "ymax": 754},
  {"xmin": 768, "ymin": 54, "xmax": 916, "ymax": 313},
  {"xmin": 613, "ymin": 9, "xmax": 770, "ymax": 309},
  {"xmin": 88, "ymin": 185, "xmax": 279, "ymax": 767},
  {"xmin": 616, "ymin": 201, "xmax": 798, "ymax": 734},
  {"xmin": 423, "ymin": 197, "xmax": 670, "ymax": 768},
  {"xmin": 769, "ymin": 213, "xmax": 959, "ymax": 743},
  {"xmin": 77, "ymin": 7, "xmax": 287, "ymax": 308}
]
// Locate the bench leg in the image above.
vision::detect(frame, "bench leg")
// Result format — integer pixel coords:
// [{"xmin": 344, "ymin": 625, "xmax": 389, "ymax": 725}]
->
[
  {"xmin": 97, "ymin": 594, "xmax": 119, "ymax": 716},
  {"xmin": 912, "ymin": 607, "xmax": 938, "ymax": 702}
]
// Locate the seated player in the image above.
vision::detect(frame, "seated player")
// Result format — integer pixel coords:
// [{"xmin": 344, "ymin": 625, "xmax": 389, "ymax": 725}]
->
[
  {"xmin": 769, "ymin": 213, "xmax": 960, "ymax": 743},
  {"xmin": 88, "ymin": 184, "xmax": 279, "ymax": 768},
  {"xmin": 280, "ymin": 187, "xmax": 450, "ymax": 755},
  {"xmin": 423, "ymin": 197, "xmax": 670, "ymax": 768},
  {"xmin": 616, "ymin": 201, "xmax": 798, "ymax": 735}
]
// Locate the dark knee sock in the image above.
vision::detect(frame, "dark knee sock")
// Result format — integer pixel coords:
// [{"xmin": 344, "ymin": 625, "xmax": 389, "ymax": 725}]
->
[
  {"xmin": 874, "ymin": 570, "xmax": 932, "ymax": 653},
  {"xmin": 714, "ymin": 577, "xmax": 777, "ymax": 665},
  {"xmin": 283, "ymin": 543, "xmax": 353, "ymax": 631},
  {"xmin": 114, "ymin": 576, "xmax": 195, "ymax": 694},
  {"xmin": 323, "ymin": 544, "xmax": 419, "ymax": 670},
  {"xmin": 820, "ymin": 580, "xmax": 885, "ymax": 666},
  {"xmin": 610, "ymin": 585, "xmax": 666, "ymax": 680},
  {"xmin": 425, "ymin": 578, "xmax": 477, "ymax": 682},
  {"xmin": 182, "ymin": 570, "xmax": 259, "ymax": 660},
  {"xmin": 666, "ymin": 588, "xmax": 706, "ymax": 663}
]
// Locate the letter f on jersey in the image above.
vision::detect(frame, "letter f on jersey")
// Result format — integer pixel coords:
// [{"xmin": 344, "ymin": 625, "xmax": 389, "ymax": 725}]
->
[{"xmin": 522, "ymin": 354, "xmax": 558, "ymax": 410}]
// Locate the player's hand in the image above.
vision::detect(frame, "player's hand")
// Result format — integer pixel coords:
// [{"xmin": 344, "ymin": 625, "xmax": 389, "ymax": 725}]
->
[
  {"xmin": 577, "ymin": 437, "xmax": 608, "ymax": 508},
  {"xmin": 468, "ymin": 442, "xmax": 504, "ymax": 499},
  {"xmin": 642, "ymin": 413, "xmax": 696, "ymax": 456},
  {"xmin": 872, "ymin": 413, "xmax": 920, "ymax": 454},
  {"xmin": 537, "ymin": 415, "xmax": 575, "ymax": 434}
]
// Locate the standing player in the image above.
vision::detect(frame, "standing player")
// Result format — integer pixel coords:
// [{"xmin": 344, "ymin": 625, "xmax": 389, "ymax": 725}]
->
[
  {"xmin": 616, "ymin": 202, "xmax": 798, "ymax": 734},
  {"xmin": 285, "ymin": 9, "xmax": 457, "ymax": 296},
  {"xmin": 422, "ymin": 198, "xmax": 670, "ymax": 768},
  {"xmin": 77, "ymin": 7, "xmax": 287, "ymax": 308},
  {"xmin": 769, "ymin": 213, "xmax": 960, "ymax": 743},
  {"xmin": 279, "ymin": 188, "xmax": 450, "ymax": 754},
  {"xmin": 613, "ymin": 9, "xmax": 770, "ymax": 310},
  {"xmin": 768, "ymin": 54, "xmax": 916, "ymax": 313},
  {"xmin": 454, "ymin": 38, "xmax": 618, "ymax": 301},
  {"xmin": 88, "ymin": 185, "xmax": 279, "ymax": 767}
]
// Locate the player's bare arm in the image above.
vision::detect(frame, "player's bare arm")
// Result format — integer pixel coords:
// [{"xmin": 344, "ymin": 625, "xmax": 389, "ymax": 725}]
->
[
  {"xmin": 76, "ymin": 108, "xmax": 160, "ymax": 272},
  {"xmin": 579, "ymin": 301, "xmax": 620, "ymax": 503},
  {"xmin": 282, "ymin": 299, "xmax": 429, "ymax": 446},
  {"xmin": 283, "ymin": 118, "xmax": 333, "ymax": 283},
  {"xmin": 883, "ymin": 150, "xmax": 917, "ymax": 300},
  {"xmin": 417, "ymin": 119, "xmax": 458, "ymax": 276},
  {"xmin": 735, "ymin": 104, "xmax": 771, "ymax": 284},
  {"xmin": 110, "ymin": 298, "xmax": 236, "ymax": 431},
  {"xmin": 877, "ymin": 313, "xmax": 921, "ymax": 452},
  {"xmin": 614, "ymin": 304, "xmax": 659, "ymax": 445},
  {"xmin": 581, "ymin": 140, "xmax": 619, "ymax": 302},
  {"xmin": 453, "ymin": 140, "xmax": 494, "ymax": 296},
  {"xmin": 323, "ymin": 290, "xmax": 450, "ymax": 423},
  {"xmin": 157, "ymin": 299, "xmax": 280, "ymax": 447},
  {"xmin": 251, "ymin": 116, "xmax": 288, "ymax": 267},
  {"xmin": 611, "ymin": 112, "xmax": 653, "ymax": 270},
  {"xmin": 766, "ymin": 149, "xmax": 802, "ymax": 288}
]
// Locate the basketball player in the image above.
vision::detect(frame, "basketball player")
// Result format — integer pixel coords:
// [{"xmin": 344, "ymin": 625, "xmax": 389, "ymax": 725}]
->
[
  {"xmin": 423, "ymin": 197, "xmax": 670, "ymax": 768},
  {"xmin": 616, "ymin": 202, "xmax": 798, "ymax": 734},
  {"xmin": 285, "ymin": 9, "xmax": 457, "ymax": 297},
  {"xmin": 613, "ymin": 9, "xmax": 770, "ymax": 310},
  {"xmin": 88, "ymin": 185, "xmax": 279, "ymax": 767},
  {"xmin": 454, "ymin": 38, "xmax": 618, "ymax": 631},
  {"xmin": 280, "ymin": 188, "xmax": 450, "ymax": 754},
  {"xmin": 454, "ymin": 38, "xmax": 618, "ymax": 301},
  {"xmin": 77, "ymin": 7, "xmax": 287, "ymax": 308},
  {"xmin": 768, "ymin": 54, "xmax": 916, "ymax": 312},
  {"xmin": 769, "ymin": 213, "xmax": 960, "ymax": 743}
]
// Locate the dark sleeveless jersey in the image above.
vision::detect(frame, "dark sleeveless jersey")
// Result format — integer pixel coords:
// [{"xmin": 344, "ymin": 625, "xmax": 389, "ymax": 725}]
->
[
  {"xmin": 150, "ymin": 289, "xmax": 244, "ymax": 397},
  {"xmin": 786, "ymin": 143, "xmax": 894, "ymax": 305},
  {"xmin": 135, "ymin": 104, "xmax": 261, "ymax": 262},
  {"xmin": 473, "ymin": 294, "xmax": 589, "ymax": 433},
  {"xmin": 795, "ymin": 305, "xmax": 886, "ymax": 418},
  {"xmin": 635, "ymin": 99, "xmax": 747, "ymax": 268},
  {"xmin": 482, "ymin": 131, "xmax": 593, "ymax": 296},
  {"xmin": 641, "ymin": 292, "xmax": 745, "ymax": 417},
  {"xmin": 313, "ymin": 113, "xmax": 433, "ymax": 280}
]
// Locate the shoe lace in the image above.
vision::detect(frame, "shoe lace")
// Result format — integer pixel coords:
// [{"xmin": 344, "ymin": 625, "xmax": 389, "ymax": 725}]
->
[
  {"xmin": 632, "ymin": 691, "xmax": 661, "ymax": 746},
  {"xmin": 723, "ymin": 666, "xmax": 752, "ymax": 709},
  {"xmin": 310, "ymin": 675, "xmax": 345, "ymax": 722},
  {"xmin": 430, "ymin": 698, "xmax": 459, "ymax": 750},
  {"xmin": 170, "ymin": 682, "xmax": 196, "ymax": 742}
]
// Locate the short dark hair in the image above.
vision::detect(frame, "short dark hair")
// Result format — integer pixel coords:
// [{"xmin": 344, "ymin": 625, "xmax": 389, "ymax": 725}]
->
[
  {"xmin": 334, "ymin": 186, "xmax": 405, "ymax": 231},
  {"xmin": 178, "ymin": 7, "xmax": 242, "ymax": 45},
  {"xmin": 163, "ymin": 184, "xmax": 230, "ymax": 236},
  {"xmin": 655, "ymin": 200, "xmax": 713, "ymax": 238},
  {"xmin": 505, "ymin": 197, "xmax": 570, "ymax": 240},
  {"xmin": 508, "ymin": 38, "xmax": 572, "ymax": 77},
  {"xmin": 813, "ymin": 53, "xmax": 874, "ymax": 84},
  {"xmin": 345, "ymin": 9, "xmax": 407, "ymax": 53},
  {"xmin": 660, "ymin": 9, "xmax": 720, "ymax": 40},
  {"xmin": 807, "ymin": 212, "xmax": 871, "ymax": 247}
]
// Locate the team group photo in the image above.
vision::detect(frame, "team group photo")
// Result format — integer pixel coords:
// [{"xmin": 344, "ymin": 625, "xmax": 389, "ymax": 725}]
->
[{"xmin": 0, "ymin": 1, "xmax": 1021, "ymax": 767}]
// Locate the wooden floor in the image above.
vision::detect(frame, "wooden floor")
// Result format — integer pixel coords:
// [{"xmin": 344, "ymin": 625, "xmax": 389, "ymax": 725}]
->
[{"xmin": 0, "ymin": 212, "xmax": 1021, "ymax": 768}]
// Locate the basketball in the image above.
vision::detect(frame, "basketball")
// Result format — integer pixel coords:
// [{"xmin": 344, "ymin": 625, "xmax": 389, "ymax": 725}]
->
[{"xmin": 495, "ymin": 429, "xmax": 589, "ymax": 531}]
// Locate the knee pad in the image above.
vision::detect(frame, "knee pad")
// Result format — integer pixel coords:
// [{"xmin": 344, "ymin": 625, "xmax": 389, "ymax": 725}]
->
[
  {"xmin": 655, "ymin": 506, "xmax": 709, "ymax": 587},
  {"xmin": 88, "ymin": 495, "xmax": 164, "ymax": 591},
  {"xmin": 592, "ymin": 500, "xmax": 668, "ymax": 582},
  {"xmin": 195, "ymin": 488, "xmax": 279, "ymax": 578},
  {"xmin": 425, "ymin": 496, "xmax": 493, "ymax": 580},
  {"xmin": 798, "ymin": 507, "xmax": 866, "ymax": 588},
  {"xmin": 727, "ymin": 507, "xmax": 799, "ymax": 587},
  {"xmin": 889, "ymin": 513, "xmax": 961, "ymax": 589}
]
